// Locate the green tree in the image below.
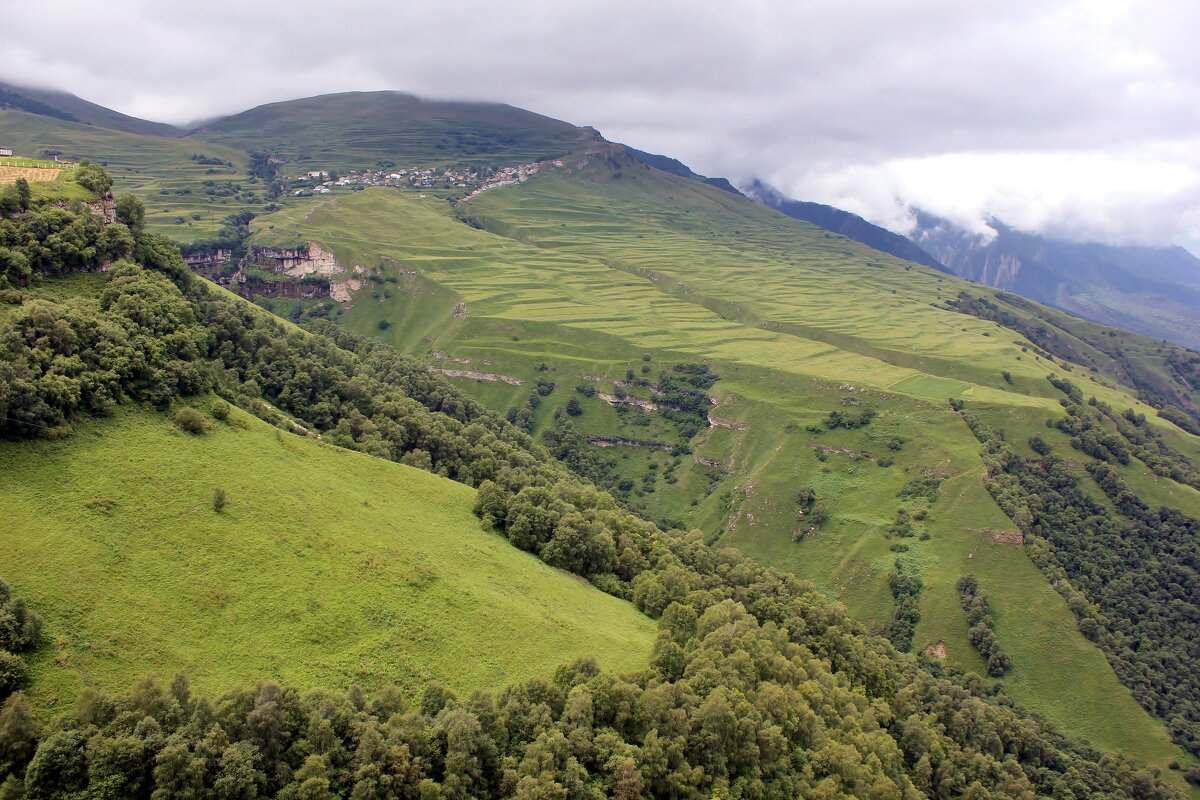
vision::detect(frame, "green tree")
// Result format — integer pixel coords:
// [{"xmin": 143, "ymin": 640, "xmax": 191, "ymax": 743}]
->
[
  {"xmin": 0, "ymin": 693, "xmax": 36, "ymax": 777},
  {"xmin": 14, "ymin": 179, "xmax": 30, "ymax": 212}
]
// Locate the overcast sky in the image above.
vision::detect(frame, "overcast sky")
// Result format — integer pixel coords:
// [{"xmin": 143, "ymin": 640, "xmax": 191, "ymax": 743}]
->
[{"xmin": 5, "ymin": 0, "xmax": 1200, "ymax": 252}]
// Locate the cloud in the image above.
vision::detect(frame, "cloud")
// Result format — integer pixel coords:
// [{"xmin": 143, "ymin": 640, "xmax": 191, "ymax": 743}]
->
[{"xmin": 3, "ymin": 0, "xmax": 1200, "ymax": 248}]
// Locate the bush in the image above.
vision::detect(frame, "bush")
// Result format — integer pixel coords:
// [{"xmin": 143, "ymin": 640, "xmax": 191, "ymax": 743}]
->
[
  {"xmin": 212, "ymin": 488, "xmax": 226, "ymax": 513},
  {"xmin": 210, "ymin": 400, "xmax": 230, "ymax": 421},
  {"xmin": 175, "ymin": 407, "xmax": 210, "ymax": 434},
  {"xmin": 0, "ymin": 651, "xmax": 28, "ymax": 698}
]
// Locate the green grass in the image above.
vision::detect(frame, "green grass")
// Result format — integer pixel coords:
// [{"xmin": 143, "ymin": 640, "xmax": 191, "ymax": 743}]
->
[
  {"xmin": 0, "ymin": 402, "xmax": 655, "ymax": 713},
  {"xmin": 241, "ymin": 159, "xmax": 1200, "ymax": 776},
  {"xmin": 0, "ymin": 109, "xmax": 260, "ymax": 243},
  {"xmin": 194, "ymin": 91, "xmax": 591, "ymax": 176}
]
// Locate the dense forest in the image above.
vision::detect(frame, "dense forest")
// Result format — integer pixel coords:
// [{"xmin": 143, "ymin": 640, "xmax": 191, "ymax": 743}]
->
[
  {"xmin": 959, "ymin": 383, "xmax": 1200, "ymax": 760},
  {"xmin": 0, "ymin": 171, "xmax": 1188, "ymax": 797}
]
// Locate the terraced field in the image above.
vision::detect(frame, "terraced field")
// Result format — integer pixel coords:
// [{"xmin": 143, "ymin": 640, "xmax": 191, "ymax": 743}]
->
[
  {"xmin": 0, "ymin": 109, "xmax": 257, "ymax": 242},
  {"xmin": 247, "ymin": 157, "xmax": 1198, "ymax": 773}
]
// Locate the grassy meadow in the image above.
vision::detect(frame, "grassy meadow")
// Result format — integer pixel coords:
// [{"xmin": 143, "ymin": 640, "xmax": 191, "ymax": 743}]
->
[{"xmin": 0, "ymin": 400, "xmax": 655, "ymax": 714}]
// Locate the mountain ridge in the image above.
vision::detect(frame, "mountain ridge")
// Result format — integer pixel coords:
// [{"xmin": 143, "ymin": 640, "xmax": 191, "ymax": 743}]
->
[
  {"xmin": 743, "ymin": 179, "xmax": 949, "ymax": 271},
  {"xmin": 0, "ymin": 79, "xmax": 181, "ymax": 138},
  {"xmin": 912, "ymin": 209, "xmax": 1200, "ymax": 349}
]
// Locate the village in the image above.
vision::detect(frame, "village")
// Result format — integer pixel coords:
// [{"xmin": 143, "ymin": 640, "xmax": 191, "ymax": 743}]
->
[{"xmin": 287, "ymin": 158, "xmax": 561, "ymax": 199}]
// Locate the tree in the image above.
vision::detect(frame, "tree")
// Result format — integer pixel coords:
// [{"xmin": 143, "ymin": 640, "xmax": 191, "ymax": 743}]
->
[
  {"xmin": 213, "ymin": 741, "xmax": 264, "ymax": 800},
  {"xmin": 74, "ymin": 159, "xmax": 113, "ymax": 195},
  {"xmin": 565, "ymin": 396, "xmax": 582, "ymax": 416},
  {"xmin": 115, "ymin": 194, "xmax": 146, "ymax": 236},
  {"xmin": 0, "ymin": 653, "xmax": 27, "ymax": 699},
  {"xmin": 24, "ymin": 729, "xmax": 89, "ymax": 800},
  {"xmin": 14, "ymin": 179, "xmax": 30, "ymax": 212},
  {"xmin": 0, "ymin": 693, "xmax": 36, "ymax": 777}
]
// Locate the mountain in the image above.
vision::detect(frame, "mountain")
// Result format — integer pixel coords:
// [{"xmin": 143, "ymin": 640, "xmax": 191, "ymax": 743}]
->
[
  {"xmin": 0, "ymin": 80, "xmax": 180, "ymax": 137},
  {"xmin": 625, "ymin": 146, "xmax": 743, "ymax": 194},
  {"xmin": 245, "ymin": 147, "xmax": 1200, "ymax": 774},
  {"xmin": 912, "ymin": 210, "xmax": 1200, "ymax": 350},
  {"xmin": 744, "ymin": 179, "xmax": 948, "ymax": 271},
  {"xmin": 191, "ymin": 90, "xmax": 596, "ymax": 174}
]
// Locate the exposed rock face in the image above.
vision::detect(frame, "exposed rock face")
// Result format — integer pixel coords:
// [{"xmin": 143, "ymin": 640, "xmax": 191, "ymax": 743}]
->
[
  {"xmin": 92, "ymin": 193, "xmax": 116, "ymax": 224},
  {"xmin": 329, "ymin": 278, "xmax": 365, "ymax": 303},
  {"xmin": 587, "ymin": 435, "xmax": 673, "ymax": 451},
  {"xmin": 427, "ymin": 367, "xmax": 524, "ymax": 385},
  {"xmin": 597, "ymin": 391, "xmax": 661, "ymax": 413},
  {"xmin": 182, "ymin": 247, "xmax": 234, "ymax": 269},
  {"xmin": 250, "ymin": 242, "xmax": 342, "ymax": 278},
  {"xmin": 910, "ymin": 209, "xmax": 1200, "ymax": 350}
]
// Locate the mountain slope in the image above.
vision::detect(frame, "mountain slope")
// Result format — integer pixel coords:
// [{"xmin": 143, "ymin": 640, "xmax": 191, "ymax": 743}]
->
[
  {"xmin": 744, "ymin": 179, "xmax": 948, "ymax": 270},
  {"xmin": 625, "ymin": 146, "xmax": 743, "ymax": 194},
  {"xmin": 0, "ymin": 108, "xmax": 254, "ymax": 243},
  {"xmin": 1, "ymin": 398, "xmax": 655, "ymax": 705},
  {"xmin": 192, "ymin": 90, "xmax": 595, "ymax": 175},
  {"xmin": 0, "ymin": 80, "xmax": 180, "ymax": 137},
  {"xmin": 913, "ymin": 211, "xmax": 1200, "ymax": 349}
]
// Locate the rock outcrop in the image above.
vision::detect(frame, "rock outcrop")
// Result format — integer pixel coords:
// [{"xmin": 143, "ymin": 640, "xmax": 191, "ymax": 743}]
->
[{"xmin": 249, "ymin": 242, "xmax": 342, "ymax": 278}]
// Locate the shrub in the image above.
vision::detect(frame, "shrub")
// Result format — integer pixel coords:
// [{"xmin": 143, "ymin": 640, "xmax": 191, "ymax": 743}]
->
[
  {"xmin": 212, "ymin": 488, "xmax": 226, "ymax": 513},
  {"xmin": 210, "ymin": 400, "xmax": 231, "ymax": 421},
  {"xmin": 175, "ymin": 407, "xmax": 210, "ymax": 434},
  {"xmin": 0, "ymin": 652, "xmax": 28, "ymax": 698}
]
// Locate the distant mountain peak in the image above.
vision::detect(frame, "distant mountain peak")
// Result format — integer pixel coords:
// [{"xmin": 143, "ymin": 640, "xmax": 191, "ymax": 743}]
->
[
  {"xmin": 0, "ymin": 80, "xmax": 180, "ymax": 137},
  {"xmin": 744, "ymin": 180, "xmax": 948, "ymax": 271},
  {"xmin": 910, "ymin": 211, "xmax": 1200, "ymax": 349}
]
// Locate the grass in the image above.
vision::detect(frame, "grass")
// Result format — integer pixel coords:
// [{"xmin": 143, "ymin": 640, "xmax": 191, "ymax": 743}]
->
[
  {"xmin": 0, "ymin": 402, "xmax": 655, "ymax": 715},
  {"xmin": 193, "ymin": 91, "xmax": 591, "ymax": 176},
  {"xmin": 242, "ymin": 159, "xmax": 1200, "ymax": 777},
  {"xmin": 0, "ymin": 109, "xmax": 259, "ymax": 243}
]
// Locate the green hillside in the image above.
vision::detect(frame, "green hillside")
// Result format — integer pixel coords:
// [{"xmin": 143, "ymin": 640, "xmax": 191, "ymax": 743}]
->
[
  {"xmin": 0, "ymin": 109, "xmax": 257, "ymax": 243},
  {"xmin": 192, "ymin": 91, "xmax": 593, "ymax": 176},
  {"xmin": 0, "ymin": 400, "xmax": 655, "ymax": 705},
  {"xmin": 0, "ymin": 80, "xmax": 181, "ymax": 137},
  {"xmin": 244, "ymin": 154, "xmax": 1200, "ymax": 775}
]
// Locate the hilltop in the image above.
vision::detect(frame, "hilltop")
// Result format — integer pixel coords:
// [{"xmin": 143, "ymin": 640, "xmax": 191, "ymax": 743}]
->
[
  {"xmin": 191, "ymin": 91, "xmax": 596, "ymax": 175},
  {"xmin": 0, "ymin": 80, "xmax": 180, "ymax": 138}
]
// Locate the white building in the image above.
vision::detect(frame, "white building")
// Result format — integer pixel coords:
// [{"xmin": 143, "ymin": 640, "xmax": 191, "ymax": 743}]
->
[{"xmin": 0, "ymin": 148, "xmax": 13, "ymax": 157}]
